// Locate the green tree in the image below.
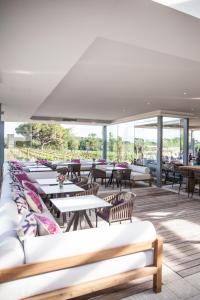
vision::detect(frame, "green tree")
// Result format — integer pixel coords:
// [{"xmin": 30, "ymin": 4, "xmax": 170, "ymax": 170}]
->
[
  {"xmin": 15, "ymin": 123, "xmax": 32, "ymax": 141},
  {"xmin": 85, "ymin": 133, "xmax": 101, "ymax": 151},
  {"xmin": 15, "ymin": 123, "xmax": 73, "ymax": 150}
]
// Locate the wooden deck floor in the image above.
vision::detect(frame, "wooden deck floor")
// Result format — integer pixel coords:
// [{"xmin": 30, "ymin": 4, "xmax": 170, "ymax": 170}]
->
[{"xmin": 60, "ymin": 186, "xmax": 200, "ymax": 299}]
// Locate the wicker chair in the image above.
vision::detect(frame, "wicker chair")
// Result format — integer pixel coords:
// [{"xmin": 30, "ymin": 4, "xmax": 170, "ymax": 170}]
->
[
  {"xmin": 96, "ymin": 191, "xmax": 136, "ymax": 226},
  {"xmin": 75, "ymin": 182, "xmax": 99, "ymax": 196},
  {"xmin": 91, "ymin": 168, "xmax": 110, "ymax": 187},
  {"xmin": 56, "ymin": 167, "xmax": 68, "ymax": 175},
  {"xmin": 70, "ymin": 176, "xmax": 88, "ymax": 186}
]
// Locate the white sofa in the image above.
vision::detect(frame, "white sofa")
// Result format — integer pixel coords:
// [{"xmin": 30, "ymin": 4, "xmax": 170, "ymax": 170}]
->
[
  {"xmin": 95, "ymin": 164, "xmax": 152, "ymax": 186},
  {"xmin": 0, "ymin": 163, "xmax": 162, "ymax": 299},
  {"xmin": 128, "ymin": 164, "xmax": 152, "ymax": 186}
]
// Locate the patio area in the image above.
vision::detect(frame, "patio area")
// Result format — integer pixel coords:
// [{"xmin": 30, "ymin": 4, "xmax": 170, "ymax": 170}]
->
[{"xmin": 68, "ymin": 185, "xmax": 200, "ymax": 300}]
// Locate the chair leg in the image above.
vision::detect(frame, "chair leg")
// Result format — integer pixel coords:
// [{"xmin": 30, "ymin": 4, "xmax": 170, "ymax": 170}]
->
[{"xmin": 96, "ymin": 214, "xmax": 98, "ymax": 227}]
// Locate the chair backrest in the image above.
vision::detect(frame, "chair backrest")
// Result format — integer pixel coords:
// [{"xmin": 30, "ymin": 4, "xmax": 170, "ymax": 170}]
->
[
  {"xmin": 75, "ymin": 176, "xmax": 89, "ymax": 186},
  {"xmin": 75, "ymin": 183, "xmax": 99, "ymax": 196},
  {"xmin": 91, "ymin": 168, "xmax": 106, "ymax": 178},
  {"xmin": 70, "ymin": 164, "xmax": 81, "ymax": 173},
  {"xmin": 56, "ymin": 167, "xmax": 68, "ymax": 175}
]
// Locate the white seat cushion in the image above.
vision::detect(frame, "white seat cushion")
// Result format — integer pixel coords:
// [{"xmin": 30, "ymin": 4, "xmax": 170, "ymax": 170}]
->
[
  {"xmin": 131, "ymin": 172, "xmax": 151, "ymax": 181},
  {"xmin": 0, "ymin": 221, "xmax": 156, "ymax": 300},
  {"xmin": 129, "ymin": 164, "xmax": 150, "ymax": 174},
  {"xmin": 0, "ymin": 236, "xmax": 25, "ymax": 268},
  {"xmin": 24, "ymin": 221, "xmax": 156, "ymax": 263}
]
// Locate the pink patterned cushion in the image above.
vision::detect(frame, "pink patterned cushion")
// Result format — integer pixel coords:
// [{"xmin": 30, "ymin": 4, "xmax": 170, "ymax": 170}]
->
[
  {"xmin": 24, "ymin": 190, "xmax": 43, "ymax": 213},
  {"xmin": 98, "ymin": 159, "xmax": 107, "ymax": 163},
  {"xmin": 15, "ymin": 172, "xmax": 30, "ymax": 184},
  {"xmin": 22, "ymin": 180, "xmax": 38, "ymax": 194},
  {"xmin": 17, "ymin": 212, "xmax": 37, "ymax": 241},
  {"xmin": 116, "ymin": 163, "xmax": 128, "ymax": 168},
  {"xmin": 12, "ymin": 189, "xmax": 25, "ymax": 201},
  {"xmin": 35, "ymin": 214, "xmax": 61, "ymax": 235},
  {"xmin": 15, "ymin": 197, "xmax": 29, "ymax": 215},
  {"xmin": 71, "ymin": 159, "xmax": 80, "ymax": 163}
]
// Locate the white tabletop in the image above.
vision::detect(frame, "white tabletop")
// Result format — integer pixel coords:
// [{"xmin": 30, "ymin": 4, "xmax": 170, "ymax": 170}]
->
[
  {"xmin": 36, "ymin": 178, "xmax": 72, "ymax": 185},
  {"xmin": 40, "ymin": 184, "xmax": 84, "ymax": 195},
  {"xmin": 50, "ymin": 195, "xmax": 112, "ymax": 213},
  {"xmin": 28, "ymin": 167, "xmax": 53, "ymax": 172}
]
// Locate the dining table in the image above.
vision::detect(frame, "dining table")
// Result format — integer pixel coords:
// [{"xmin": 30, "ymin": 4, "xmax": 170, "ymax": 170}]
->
[
  {"xmin": 39, "ymin": 184, "xmax": 84, "ymax": 197},
  {"xmin": 50, "ymin": 195, "xmax": 112, "ymax": 230},
  {"xmin": 178, "ymin": 165, "xmax": 200, "ymax": 193},
  {"xmin": 36, "ymin": 178, "xmax": 72, "ymax": 186}
]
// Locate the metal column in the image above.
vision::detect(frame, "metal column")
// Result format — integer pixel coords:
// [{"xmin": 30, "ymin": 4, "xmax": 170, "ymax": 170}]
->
[
  {"xmin": 157, "ymin": 116, "xmax": 163, "ymax": 187},
  {"xmin": 102, "ymin": 126, "xmax": 107, "ymax": 160},
  {"xmin": 183, "ymin": 118, "xmax": 189, "ymax": 165}
]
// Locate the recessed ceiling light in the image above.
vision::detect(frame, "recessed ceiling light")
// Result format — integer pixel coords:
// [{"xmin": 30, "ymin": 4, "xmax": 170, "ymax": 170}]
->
[{"xmin": 184, "ymin": 92, "xmax": 187, "ymax": 95}]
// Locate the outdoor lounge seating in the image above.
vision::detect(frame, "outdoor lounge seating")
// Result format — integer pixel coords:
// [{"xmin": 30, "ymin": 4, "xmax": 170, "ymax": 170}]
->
[
  {"xmin": 128, "ymin": 164, "xmax": 152, "ymax": 187},
  {"xmin": 0, "ymin": 162, "xmax": 163, "ymax": 299}
]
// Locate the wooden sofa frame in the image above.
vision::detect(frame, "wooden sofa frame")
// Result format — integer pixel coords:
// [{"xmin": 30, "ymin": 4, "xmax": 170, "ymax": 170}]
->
[{"xmin": 0, "ymin": 237, "xmax": 163, "ymax": 300}]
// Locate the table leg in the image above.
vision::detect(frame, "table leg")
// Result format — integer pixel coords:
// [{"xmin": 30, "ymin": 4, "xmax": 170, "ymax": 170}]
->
[
  {"xmin": 62, "ymin": 212, "xmax": 67, "ymax": 226},
  {"xmin": 83, "ymin": 211, "xmax": 93, "ymax": 228},
  {"xmin": 73, "ymin": 213, "xmax": 80, "ymax": 231},
  {"xmin": 66, "ymin": 213, "xmax": 76, "ymax": 232}
]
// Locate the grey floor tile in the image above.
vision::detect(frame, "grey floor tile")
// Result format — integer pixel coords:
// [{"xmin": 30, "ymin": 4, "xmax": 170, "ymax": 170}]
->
[
  {"xmin": 167, "ymin": 278, "xmax": 200, "ymax": 299},
  {"xmin": 185, "ymin": 272, "xmax": 200, "ymax": 291},
  {"xmin": 123, "ymin": 286, "xmax": 179, "ymax": 300},
  {"xmin": 162, "ymin": 265, "xmax": 182, "ymax": 284}
]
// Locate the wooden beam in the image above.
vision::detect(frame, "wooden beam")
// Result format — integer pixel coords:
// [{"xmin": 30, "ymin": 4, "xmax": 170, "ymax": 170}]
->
[
  {"xmin": 0, "ymin": 241, "xmax": 155, "ymax": 283},
  {"xmin": 153, "ymin": 237, "xmax": 163, "ymax": 293},
  {"xmin": 24, "ymin": 266, "xmax": 158, "ymax": 300}
]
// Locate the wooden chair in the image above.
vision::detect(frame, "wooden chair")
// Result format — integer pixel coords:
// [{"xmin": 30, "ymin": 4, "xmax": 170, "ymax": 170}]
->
[
  {"xmin": 68, "ymin": 163, "xmax": 81, "ymax": 178},
  {"xmin": 96, "ymin": 191, "xmax": 136, "ymax": 226},
  {"xmin": 91, "ymin": 168, "xmax": 110, "ymax": 187},
  {"xmin": 75, "ymin": 182, "xmax": 99, "ymax": 196},
  {"xmin": 112, "ymin": 169, "xmax": 132, "ymax": 190}
]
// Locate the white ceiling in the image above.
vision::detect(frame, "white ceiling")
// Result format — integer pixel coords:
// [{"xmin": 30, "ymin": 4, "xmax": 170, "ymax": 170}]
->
[
  {"xmin": 1, "ymin": 0, "xmax": 200, "ymax": 123},
  {"xmin": 35, "ymin": 38, "xmax": 200, "ymax": 121}
]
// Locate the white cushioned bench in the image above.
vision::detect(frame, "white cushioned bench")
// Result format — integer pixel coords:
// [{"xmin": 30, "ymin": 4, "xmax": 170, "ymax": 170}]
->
[{"xmin": 0, "ymin": 163, "xmax": 162, "ymax": 299}]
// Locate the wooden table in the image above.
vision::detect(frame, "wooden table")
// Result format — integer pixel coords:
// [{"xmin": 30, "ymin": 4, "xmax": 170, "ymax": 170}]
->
[
  {"xmin": 40, "ymin": 184, "xmax": 84, "ymax": 196},
  {"xmin": 36, "ymin": 178, "xmax": 72, "ymax": 186},
  {"xmin": 179, "ymin": 165, "xmax": 200, "ymax": 193},
  {"xmin": 50, "ymin": 195, "xmax": 112, "ymax": 231}
]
